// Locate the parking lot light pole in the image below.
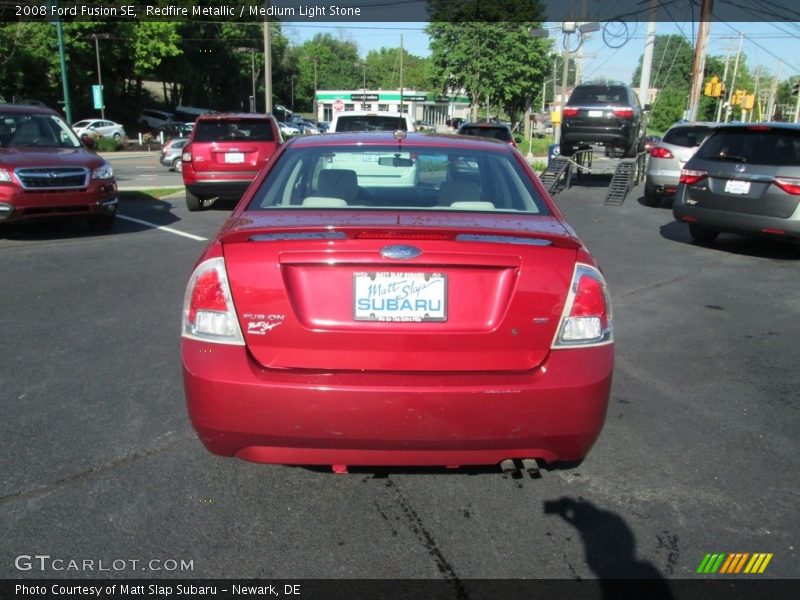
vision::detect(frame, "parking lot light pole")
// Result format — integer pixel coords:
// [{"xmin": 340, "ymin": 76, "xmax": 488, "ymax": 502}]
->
[{"xmin": 91, "ymin": 33, "xmax": 110, "ymax": 119}]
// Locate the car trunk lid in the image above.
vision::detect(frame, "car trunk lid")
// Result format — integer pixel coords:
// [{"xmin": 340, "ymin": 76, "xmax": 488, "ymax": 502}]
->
[{"xmin": 221, "ymin": 212, "xmax": 579, "ymax": 372}]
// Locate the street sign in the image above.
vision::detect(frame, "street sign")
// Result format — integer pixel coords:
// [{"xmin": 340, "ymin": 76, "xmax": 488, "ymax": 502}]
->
[
  {"xmin": 92, "ymin": 85, "xmax": 104, "ymax": 110},
  {"xmin": 333, "ymin": 99, "xmax": 345, "ymax": 111}
]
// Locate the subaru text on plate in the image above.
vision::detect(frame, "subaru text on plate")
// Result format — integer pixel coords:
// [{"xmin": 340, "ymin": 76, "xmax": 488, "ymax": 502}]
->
[{"xmin": 181, "ymin": 131, "xmax": 614, "ymax": 472}]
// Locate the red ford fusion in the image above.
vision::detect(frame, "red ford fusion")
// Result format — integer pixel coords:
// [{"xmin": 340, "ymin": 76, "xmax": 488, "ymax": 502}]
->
[{"xmin": 182, "ymin": 132, "xmax": 613, "ymax": 471}]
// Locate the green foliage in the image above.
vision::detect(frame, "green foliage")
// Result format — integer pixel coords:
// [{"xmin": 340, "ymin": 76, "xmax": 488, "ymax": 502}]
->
[
  {"xmin": 426, "ymin": 11, "xmax": 551, "ymax": 122},
  {"xmin": 95, "ymin": 136, "xmax": 123, "ymax": 152},
  {"xmin": 631, "ymin": 35, "xmax": 694, "ymax": 92},
  {"xmin": 649, "ymin": 86, "xmax": 686, "ymax": 131}
]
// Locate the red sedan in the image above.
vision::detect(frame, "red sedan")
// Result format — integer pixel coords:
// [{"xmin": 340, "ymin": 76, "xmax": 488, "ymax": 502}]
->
[{"xmin": 182, "ymin": 132, "xmax": 613, "ymax": 471}]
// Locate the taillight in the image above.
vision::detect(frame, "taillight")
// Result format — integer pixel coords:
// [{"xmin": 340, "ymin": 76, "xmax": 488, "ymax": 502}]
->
[
  {"xmin": 182, "ymin": 149, "xmax": 192, "ymax": 162},
  {"xmin": 650, "ymin": 146, "xmax": 674, "ymax": 159},
  {"xmin": 680, "ymin": 169, "xmax": 708, "ymax": 185},
  {"xmin": 553, "ymin": 264, "xmax": 612, "ymax": 348},
  {"xmin": 562, "ymin": 107, "xmax": 580, "ymax": 118},
  {"xmin": 612, "ymin": 107, "xmax": 634, "ymax": 118},
  {"xmin": 182, "ymin": 257, "xmax": 244, "ymax": 345},
  {"xmin": 774, "ymin": 177, "xmax": 800, "ymax": 195}
]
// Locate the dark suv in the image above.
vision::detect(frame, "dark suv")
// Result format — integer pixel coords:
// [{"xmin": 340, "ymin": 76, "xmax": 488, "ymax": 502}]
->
[
  {"xmin": 181, "ymin": 113, "xmax": 282, "ymax": 211},
  {"xmin": 0, "ymin": 104, "xmax": 118, "ymax": 230},
  {"xmin": 559, "ymin": 82, "xmax": 648, "ymax": 157}
]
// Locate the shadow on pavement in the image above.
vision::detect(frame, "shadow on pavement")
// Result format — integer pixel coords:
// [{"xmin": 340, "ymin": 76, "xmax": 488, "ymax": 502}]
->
[
  {"xmin": 660, "ymin": 221, "xmax": 800, "ymax": 260},
  {"xmin": 544, "ymin": 496, "xmax": 673, "ymax": 599}
]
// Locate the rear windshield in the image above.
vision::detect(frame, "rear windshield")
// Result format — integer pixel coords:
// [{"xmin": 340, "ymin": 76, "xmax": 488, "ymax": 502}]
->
[
  {"xmin": 0, "ymin": 112, "xmax": 80, "ymax": 148},
  {"xmin": 568, "ymin": 85, "xmax": 629, "ymax": 105},
  {"xmin": 193, "ymin": 119, "xmax": 275, "ymax": 142},
  {"xmin": 459, "ymin": 126, "xmax": 513, "ymax": 142},
  {"xmin": 334, "ymin": 115, "xmax": 409, "ymax": 132},
  {"xmin": 663, "ymin": 125, "xmax": 712, "ymax": 147},
  {"xmin": 246, "ymin": 145, "xmax": 550, "ymax": 215},
  {"xmin": 694, "ymin": 128, "xmax": 800, "ymax": 166}
]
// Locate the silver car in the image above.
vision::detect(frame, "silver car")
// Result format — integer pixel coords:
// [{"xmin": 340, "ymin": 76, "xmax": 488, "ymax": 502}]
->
[
  {"xmin": 72, "ymin": 118, "xmax": 126, "ymax": 141},
  {"xmin": 645, "ymin": 122, "xmax": 714, "ymax": 207},
  {"xmin": 159, "ymin": 137, "xmax": 189, "ymax": 172},
  {"xmin": 673, "ymin": 123, "xmax": 800, "ymax": 244}
]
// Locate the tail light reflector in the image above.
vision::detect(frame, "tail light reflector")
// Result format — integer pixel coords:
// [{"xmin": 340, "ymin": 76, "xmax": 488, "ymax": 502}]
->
[
  {"xmin": 182, "ymin": 257, "xmax": 244, "ymax": 345},
  {"xmin": 650, "ymin": 146, "xmax": 674, "ymax": 159},
  {"xmin": 553, "ymin": 264, "xmax": 612, "ymax": 348},
  {"xmin": 182, "ymin": 148, "xmax": 192, "ymax": 162},
  {"xmin": 562, "ymin": 107, "xmax": 580, "ymax": 117},
  {"xmin": 774, "ymin": 177, "xmax": 800, "ymax": 195},
  {"xmin": 612, "ymin": 107, "xmax": 634, "ymax": 118},
  {"xmin": 680, "ymin": 169, "xmax": 708, "ymax": 185}
]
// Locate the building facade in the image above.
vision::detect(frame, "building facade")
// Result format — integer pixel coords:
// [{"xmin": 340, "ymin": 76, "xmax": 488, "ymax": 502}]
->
[{"xmin": 314, "ymin": 90, "xmax": 471, "ymax": 127}]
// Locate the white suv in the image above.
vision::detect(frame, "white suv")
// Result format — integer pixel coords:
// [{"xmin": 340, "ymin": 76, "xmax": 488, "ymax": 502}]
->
[{"xmin": 329, "ymin": 111, "xmax": 416, "ymax": 133}]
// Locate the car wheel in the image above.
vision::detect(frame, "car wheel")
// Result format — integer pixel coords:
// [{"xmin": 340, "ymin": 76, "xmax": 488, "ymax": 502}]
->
[
  {"xmin": 113, "ymin": 132, "xmax": 121, "ymax": 141},
  {"xmin": 688, "ymin": 224, "xmax": 719, "ymax": 243},
  {"xmin": 88, "ymin": 214, "xmax": 115, "ymax": 231},
  {"xmin": 623, "ymin": 143, "xmax": 637, "ymax": 158},
  {"xmin": 186, "ymin": 190, "xmax": 205, "ymax": 212},
  {"xmin": 172, "ymin": 158, "xmax": 183, "ymax": 173},
  {"xmin": 560, "ymin": 142, "xmax": 575, "ymax": 157},
  {"xmin": 643, "ymin": 183, "xmax": 659, "ymax": 207}
]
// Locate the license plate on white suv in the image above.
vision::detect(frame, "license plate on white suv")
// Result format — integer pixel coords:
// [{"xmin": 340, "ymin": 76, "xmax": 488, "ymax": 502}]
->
[{"xmin": 353, "ymin": 272, "xmax": 447, "ymax": 322}]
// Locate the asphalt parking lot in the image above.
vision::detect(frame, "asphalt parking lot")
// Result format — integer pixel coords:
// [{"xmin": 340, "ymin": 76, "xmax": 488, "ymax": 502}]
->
[{"xmin": 1, "ymin": 177, "xmax": 797, "ymax": 591}]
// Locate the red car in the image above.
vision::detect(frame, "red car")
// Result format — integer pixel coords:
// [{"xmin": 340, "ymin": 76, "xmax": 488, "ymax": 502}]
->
[
  {"xmin": 182, "ymin": 132, "xmax": 613, "ymax": 471},
  {"xmin": 0, "ymin": 104, "xmax": 118, "ymax": 230},
  {"xmin": 181, "ymin": 112, "xmax": 282, "ymax": 211}
]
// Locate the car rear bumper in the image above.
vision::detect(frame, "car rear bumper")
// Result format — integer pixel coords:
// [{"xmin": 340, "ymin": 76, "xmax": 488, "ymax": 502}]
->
[
  {"xmin": 0, "ymin": 182, "xmax": 118, "ymax": 222},
  {"xmin": 674, "ymin": 198, "xmax": 800, "ymax": 239},
  {"xmin": 561, "ymin": 124, "xmax": 634, "ymax": 147},
  {"xmin": 182, "ymin": 339, "xmax": 613, "ymax": 467},
  {"xmin": 185, "ymin": 180, "xmax": 253, "ymax": 201}
]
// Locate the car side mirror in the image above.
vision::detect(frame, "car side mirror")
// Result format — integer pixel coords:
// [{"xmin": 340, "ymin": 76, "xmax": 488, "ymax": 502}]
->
[{"xmin": 81, "ymin": 134, "xmax": 96, "ymax": 149}]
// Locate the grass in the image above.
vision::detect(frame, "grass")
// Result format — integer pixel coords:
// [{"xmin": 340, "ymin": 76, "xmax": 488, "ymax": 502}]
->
[{"xmin": 516, "ymin": 136, "xmax": 557, "ymax": 156}]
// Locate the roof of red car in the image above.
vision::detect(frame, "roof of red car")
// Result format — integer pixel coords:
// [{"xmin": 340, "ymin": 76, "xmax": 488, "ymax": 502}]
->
[
  {"xmin": 288, "ymin": 132, "xmax": 514, "ymax": 151},
  {"xmin": 0, "ymin": 103, "xmax": 58, "ymax": 115},
  {"xmin": 196, "ymin": 112, "xmax": 278, "ymax": 121}
]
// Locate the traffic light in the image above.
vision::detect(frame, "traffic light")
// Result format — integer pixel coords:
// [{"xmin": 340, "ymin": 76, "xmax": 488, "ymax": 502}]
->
[
  {"xmin": 744, "ymin": 94, "xmax": 755, "ymax": 110},
  {"xmin": 704, "ymin": 76, "xmax": 721, "ymax": 97},
  {"xmin": 792, "ymin": 81, "xmax": 800, "ymax": 97}
]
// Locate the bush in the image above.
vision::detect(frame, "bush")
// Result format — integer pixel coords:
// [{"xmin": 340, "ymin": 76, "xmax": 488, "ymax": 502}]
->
[{"xmin": 95, "ymin": 137, "xmax": 123, "ymax": 152}]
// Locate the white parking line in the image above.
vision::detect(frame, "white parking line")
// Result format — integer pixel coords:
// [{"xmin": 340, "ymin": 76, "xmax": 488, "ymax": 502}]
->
[{"xmin": 117, "ymin": 214, "xmax": 208, "ymax": 242}]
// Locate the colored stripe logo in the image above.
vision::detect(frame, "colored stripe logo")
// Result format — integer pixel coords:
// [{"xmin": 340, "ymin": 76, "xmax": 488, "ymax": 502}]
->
[{"xmin": 697, "ymin": 553, "xmax": 773, "ymax": 574}]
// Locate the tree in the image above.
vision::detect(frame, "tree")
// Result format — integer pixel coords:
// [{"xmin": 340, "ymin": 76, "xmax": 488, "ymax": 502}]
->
[
  {"xmin": 427, "ymin": 1, "xmax": 551, "ymax": 122},
  {"xmin": 363, "ymin": 47, "xmax": 433, "ymax": 91}
]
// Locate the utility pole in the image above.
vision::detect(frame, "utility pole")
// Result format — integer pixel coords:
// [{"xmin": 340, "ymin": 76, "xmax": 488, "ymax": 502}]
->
[
  {"xmin": 399, "ymin": 34, "xmax": 404, "ymax": 115},
  {"xmin": 90, "ymin": 34, "xmax": 108, "ymax": 119},
  {"xmin": 724, "ymin": 33, "xmax": 744, "ymax": 122},
  {"xmin": 638, "ymin": 0, "xmax": 658, "ymax": 107},
  {"xmin": 263, "ymin": 10, "xmax": 272, "ymax": 113},
  {"xmin": 53, "ymin": 0, "xmax": 72, "ymax": 124},
  {"xmin": 766, "ymin": 63, "xmax": 780, "ymax": 121},
  {"xmin": 312, "ymin": 57, "xmax": 318, "ymax": 122},
  {"xmin": 714, "ymin": 45, "xmax": 731, "ymax": 122},
  {"xmin": 555, "ymin": 36, "xmax": 570, "ymax": 145},
  {"xmin": 687, "ymin": 0, "xmax": 714, "ymax": 121}
]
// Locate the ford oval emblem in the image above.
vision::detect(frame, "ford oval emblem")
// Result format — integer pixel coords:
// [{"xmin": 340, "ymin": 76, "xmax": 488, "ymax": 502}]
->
[{"xmin": 380, "ymin": 245, "xmax": 421, "ymax": 260}]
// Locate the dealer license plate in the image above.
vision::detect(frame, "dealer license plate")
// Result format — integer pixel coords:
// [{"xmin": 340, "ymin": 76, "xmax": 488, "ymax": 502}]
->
[
  {"xmin": 724, "ymin": 179, "xmax": 750, "ymax": 194},
  {"xmin": 225, "ymin": 152, "xmax": 245, "ymax": 164},
  {"xmin": 588, "ymin": 110, "xmax": 603, "ymax": 117},
  {"xmin": 353, "ymin": 272, "xmax": 447, "ymax": 322}
]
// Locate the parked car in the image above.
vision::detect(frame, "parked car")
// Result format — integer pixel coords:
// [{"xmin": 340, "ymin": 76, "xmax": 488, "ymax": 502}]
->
[
  {"xmin": 559, "ymin": 81, "xmax": 649, "ymax": 157},
  {"xmin": 673, "ymin": 123, "xmax": 800, "ymax": 243},
  {"xmin": 0, "ymin": 104, "xmax": 118, "ymax": 230},
  {"xmin": 159, "ymin": 137, "xmax": 189, "ymax": 172},
  {"xmin": 181, "ymin": 112, "xmax": 282, "ymax": 211},
  {"xmin": 137, "ymin": 109, "xmax": 175, "ymax": 130},
  {"xmin": 317, "ymin": 121, "xmax": 330, "ymax": 133},
  {"xmin": 329, "ymin": 111, "xmax": 416, "ymax": 133},
  {"xmin": 181, "ymin": 132, "xmax": 614, "ymax": 471},
  {"xmin": 645, "ymin": 123, "xmax": 714, "ymax": 207},
  {"xmin": 161, "ymin": 121, "xmax": 194, "ymax": 138},
  {"xmin": 416, "ymin": 120, "xmax": 437, "ymax": 132},
  {"xmin": 72, "ymin": 118, "xmax": 126, "ymax": 141},
  {"xmin": 457, "ymin": 122, "xmax": 516, "ymax": 146},
  {"xmin": 278, "ymin": 121, "xmax": 301, "ymax": 137}
]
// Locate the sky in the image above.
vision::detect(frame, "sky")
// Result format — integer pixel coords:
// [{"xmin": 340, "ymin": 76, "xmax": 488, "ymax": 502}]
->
[{"xmin": 282, "ymin": 21, "xmax": 800, "ymax": 86}]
